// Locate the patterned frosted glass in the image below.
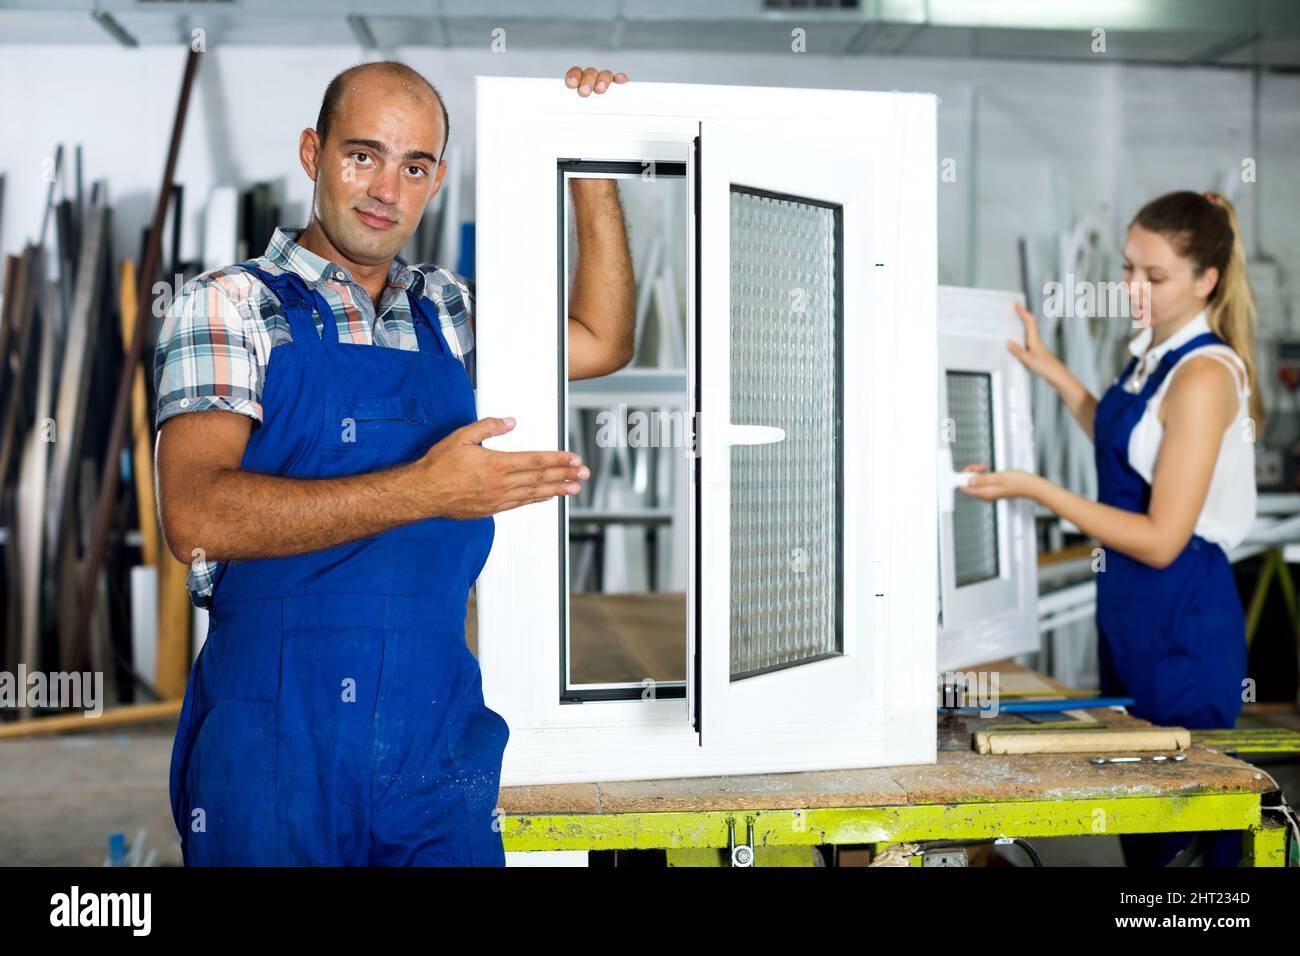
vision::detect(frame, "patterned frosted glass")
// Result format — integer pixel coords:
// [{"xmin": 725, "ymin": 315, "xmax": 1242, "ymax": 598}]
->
[
  {"xmin": 729, "ymin": 187, "xmax": 841, "ymax": 681},
  {"xmin": 946, "ymin": 371, "xmax": 1000, "ymax": 587}
]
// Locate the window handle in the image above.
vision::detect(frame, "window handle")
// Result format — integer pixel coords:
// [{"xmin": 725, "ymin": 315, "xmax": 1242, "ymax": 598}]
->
[
  {"xmin": 937, "ymin": 445, "xmax": 972, "ymax": 514},
  {"xmin": 727, "ymin": 423, "xmax": 785, "ymax": 446}
]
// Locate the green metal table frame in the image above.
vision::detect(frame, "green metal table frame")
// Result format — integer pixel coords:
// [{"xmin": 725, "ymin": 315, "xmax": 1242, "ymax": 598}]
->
[
  {"xmin": 1245, "ymin": 546, "xmax": 1300, "ymax": 648},
  {"xmin": 502, "ymin": 729, "xmax": 1299, "ymax": 867}
]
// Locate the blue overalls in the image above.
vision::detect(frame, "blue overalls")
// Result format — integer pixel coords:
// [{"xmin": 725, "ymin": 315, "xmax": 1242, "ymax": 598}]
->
[
  {"xmin": 1094, "ymin": 330, "xmax": 1247, "ymax": 867},
  {"xmin": 168, "ymin": 264, "xmax": 508, "ymax": 866}
]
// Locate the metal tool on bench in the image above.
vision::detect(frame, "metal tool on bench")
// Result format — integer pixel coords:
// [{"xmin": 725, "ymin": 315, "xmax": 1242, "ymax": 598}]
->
[{"xmin": 728, "ymin": 816, "xmax": 756, "ymax": 867}]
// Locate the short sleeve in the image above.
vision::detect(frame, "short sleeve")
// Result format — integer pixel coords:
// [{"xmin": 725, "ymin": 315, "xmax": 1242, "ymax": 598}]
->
[{"xmin": 154, "ymin": 274, "xmax": 267, "ymax": 429}]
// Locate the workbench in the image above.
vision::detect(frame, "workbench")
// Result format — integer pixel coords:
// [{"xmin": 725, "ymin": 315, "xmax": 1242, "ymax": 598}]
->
[{"xmin": 493, "ymin": 660, "xmax": 1296, "ymax": 867}]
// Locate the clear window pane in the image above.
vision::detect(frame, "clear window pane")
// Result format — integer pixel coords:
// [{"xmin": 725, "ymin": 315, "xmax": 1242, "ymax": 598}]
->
[
  {"xmin": 729, "ymin": 187, "xmax": 842, "ymax": 681},
  {"xmin": 946, "ymin": 370, "xmax": 1000, "ymax": 587},
  {"xmin": 561, "ymin": 163, "xmax": 689, "ymax": 701}
]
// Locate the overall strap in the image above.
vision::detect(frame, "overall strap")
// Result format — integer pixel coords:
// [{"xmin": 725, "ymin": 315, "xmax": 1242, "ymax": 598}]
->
[
  {"xmin": 1117, "ymin": 355, "xmax": 1139, "ymax": 389},
  {"xmin": 233, "ymin": 262, "xmax": 339, "ymax": 350},
  {"xmin": 1138, "ymin": 331, "xmax": 1226, "ymax": 400},
  {"xmin": 405, "ymin": 283, "xmax": 453, "ymax": 359}
]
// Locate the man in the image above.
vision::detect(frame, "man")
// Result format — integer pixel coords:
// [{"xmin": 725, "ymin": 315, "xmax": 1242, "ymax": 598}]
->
[{"xmin": 157, "ymin": 63, "xmax": 634, "ymax": 865}]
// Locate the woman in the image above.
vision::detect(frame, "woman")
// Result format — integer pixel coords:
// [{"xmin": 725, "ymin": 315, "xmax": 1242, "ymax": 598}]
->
[{"xmin": 961, "ymin": 190, "xmax": 1259, "ymax": 867}]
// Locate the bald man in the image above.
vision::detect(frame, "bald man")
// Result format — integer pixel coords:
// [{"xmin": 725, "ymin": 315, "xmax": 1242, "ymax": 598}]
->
[{"xmin": 158, "ymin": 63, "xmax": 633, "ymax": 866}]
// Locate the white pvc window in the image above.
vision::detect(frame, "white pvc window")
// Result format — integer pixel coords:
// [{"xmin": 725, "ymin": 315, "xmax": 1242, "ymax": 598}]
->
[
  {"xmin": 936, "ymin": 287, "xmax": 1039, "ymax": 671},
  {"xmin": 475, "ymin": 76, "xmax": 938, "ymax": 784}
]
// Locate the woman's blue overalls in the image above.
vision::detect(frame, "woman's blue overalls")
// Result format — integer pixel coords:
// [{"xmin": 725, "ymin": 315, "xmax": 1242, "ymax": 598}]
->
[
  {"xmin": 168, "ymin": 264, "xmax": 508, "ymax": 866},
  {"xmin": 1094, "ymin": 330, "xmax": 1247, "ymax": 867}
]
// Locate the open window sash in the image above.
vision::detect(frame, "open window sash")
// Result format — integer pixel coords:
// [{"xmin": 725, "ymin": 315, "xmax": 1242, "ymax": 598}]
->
[{"xmin": 690, "ymin": 119, "xmax": 876, "ymax": 744}]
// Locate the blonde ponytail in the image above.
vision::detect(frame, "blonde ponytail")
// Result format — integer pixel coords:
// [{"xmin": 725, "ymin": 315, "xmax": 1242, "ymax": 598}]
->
[{"xmin": 1204, "ymin": 194, "xmax": 1263, "ymax": 427}]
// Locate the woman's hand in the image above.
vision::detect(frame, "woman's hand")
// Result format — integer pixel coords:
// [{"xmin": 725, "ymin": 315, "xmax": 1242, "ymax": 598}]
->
[
  {"xmin": 1006, "ymin": 301, "xmax": 1099, "ymax": 440},
  {"xmin": 1006, "ymin": 301, "xmax": 1063, "ymax": 382},
  {"xmin": 957, "ymin": 464, "xmax": 1042, "ymax": 502}
]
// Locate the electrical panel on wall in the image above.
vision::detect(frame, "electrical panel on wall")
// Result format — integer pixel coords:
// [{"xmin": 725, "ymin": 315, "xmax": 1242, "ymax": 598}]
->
[
  {"xmin": 936, "ymin": 286, "xmax": 1038, "ymax": 672},
  {"xmin": 474, "ymin": 76, "xmax": 938, "ymax": 786}
]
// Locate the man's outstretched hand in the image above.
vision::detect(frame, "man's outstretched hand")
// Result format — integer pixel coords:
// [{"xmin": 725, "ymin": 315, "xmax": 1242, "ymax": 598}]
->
[
  {"xmin": 410, "ymin": 417, "xmax": 589, "ymax": 520},
  {"xmin": 564, "ymin": 66, "xmax": 629, "ymax": 96}
]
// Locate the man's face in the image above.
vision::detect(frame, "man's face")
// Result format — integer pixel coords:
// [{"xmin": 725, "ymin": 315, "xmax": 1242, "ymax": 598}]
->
[{"xmin": 300, "ymin": 77, "xmax": 447, "ymax": 266}]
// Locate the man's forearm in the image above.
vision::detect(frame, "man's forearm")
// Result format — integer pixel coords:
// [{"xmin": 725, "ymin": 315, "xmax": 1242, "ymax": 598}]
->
[{"xmin": 168, "ymin": 460, "xmax": 430, "ymax": 564}]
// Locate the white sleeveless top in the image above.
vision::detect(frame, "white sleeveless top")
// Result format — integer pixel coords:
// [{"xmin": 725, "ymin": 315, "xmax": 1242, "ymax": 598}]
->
[{"xmin": 1122, "ymin": 311, "xmax": 1257, "ymax": 551}]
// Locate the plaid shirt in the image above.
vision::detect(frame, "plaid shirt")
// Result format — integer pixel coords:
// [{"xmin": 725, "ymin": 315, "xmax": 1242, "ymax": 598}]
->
[{"xmin": 153, "ymin": 226, "xmax": 476, "ymax": 607}]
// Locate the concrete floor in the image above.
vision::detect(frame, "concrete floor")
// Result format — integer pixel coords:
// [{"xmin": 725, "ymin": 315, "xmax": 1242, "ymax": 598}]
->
[
  {"xmin": 0, "ymin": 721, "xmax": 184, "ymax": 866},
  {"xmin": 1, "ymin": 721, "xmax": 1294, "ymax": 867}
]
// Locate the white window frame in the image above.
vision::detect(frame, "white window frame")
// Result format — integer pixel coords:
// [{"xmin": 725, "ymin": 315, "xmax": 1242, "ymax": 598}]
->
[
  {"xmin": 475, "ymin": 76, "xmax": 937, "ymax": 786},
  {"xmin": 936, "ymin": 286, "xmax": 1038, "ymax": 671}
]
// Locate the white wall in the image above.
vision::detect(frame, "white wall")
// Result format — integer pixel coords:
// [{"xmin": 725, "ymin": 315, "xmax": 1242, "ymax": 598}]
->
[{"xmin": 1, "ymin": 42, "xmax": 1296, "ymax": 346}]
